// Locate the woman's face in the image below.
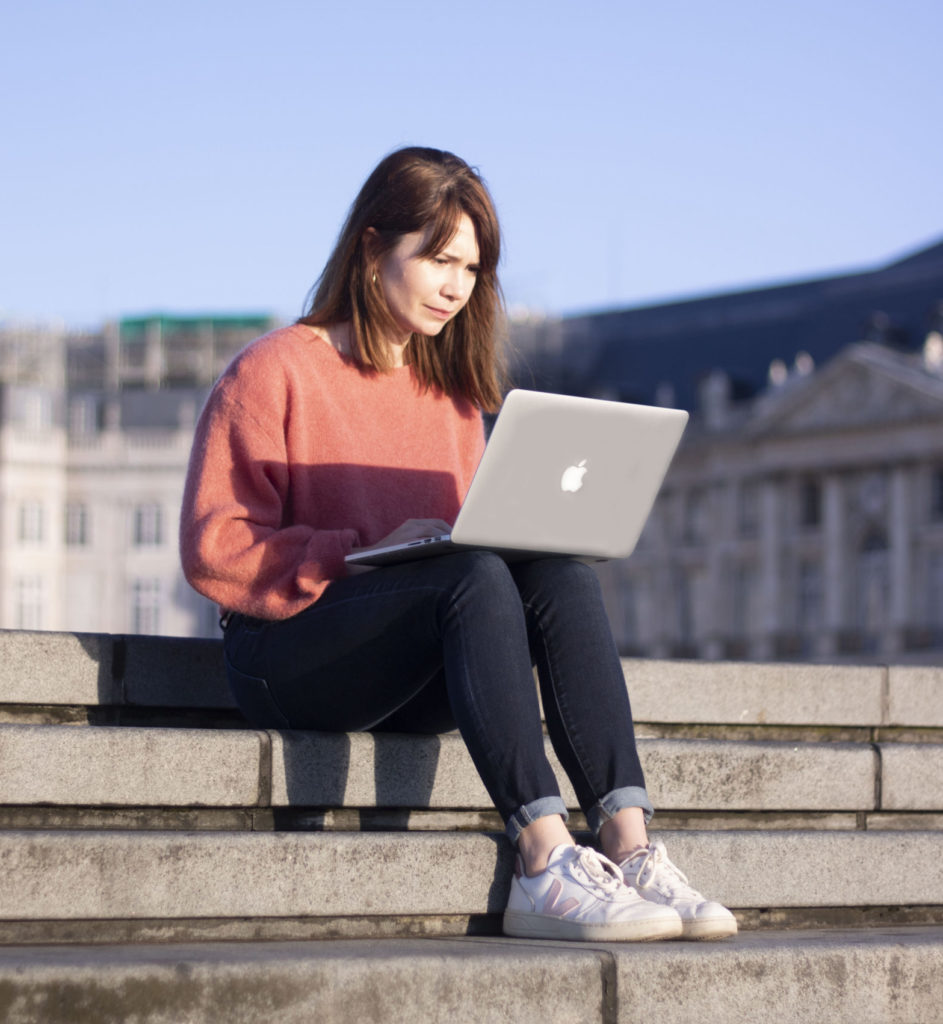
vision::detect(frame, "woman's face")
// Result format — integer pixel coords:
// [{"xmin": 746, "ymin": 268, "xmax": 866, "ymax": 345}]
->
[{"xmin": 375, "ymin": 212, "xmax": 480, "ymax": 343}]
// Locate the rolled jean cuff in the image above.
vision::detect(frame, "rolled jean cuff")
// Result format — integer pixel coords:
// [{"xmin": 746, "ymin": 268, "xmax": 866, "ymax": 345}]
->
[
  {"xmin": 505, "ymin": 796, "xmax": 570, "ymax": 845},
  {"xmin": 586, "ymin": 786, "xmax": 654, "ymax": 835}
]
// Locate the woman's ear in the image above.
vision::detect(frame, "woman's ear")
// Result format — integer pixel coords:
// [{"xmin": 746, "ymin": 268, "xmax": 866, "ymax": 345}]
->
[
  {"xmin": 362, "ymin": 226, "xmax": 379, "ymax": 261},
  {"xmin": 362, "ymin": 228, "xmax": 382, "ymax": 288}
]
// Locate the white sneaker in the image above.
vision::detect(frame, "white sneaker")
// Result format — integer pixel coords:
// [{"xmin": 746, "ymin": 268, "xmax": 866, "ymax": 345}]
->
[
  {"xmin": 619, "ymin": 839, "xmax": 737, "ymax": 940},
  {"xmin": 503, "ymin": 844, "xmax": 683, "ymax": 942}
]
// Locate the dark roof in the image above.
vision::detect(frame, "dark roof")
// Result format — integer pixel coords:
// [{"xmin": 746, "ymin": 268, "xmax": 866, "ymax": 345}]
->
[
  {"xmin": 512, "ymin": 238, "xmax": 943, "ymax": 410},
  {"xmin": 883, "ymin": 238, "xmax": 943, "ymax": 272}
]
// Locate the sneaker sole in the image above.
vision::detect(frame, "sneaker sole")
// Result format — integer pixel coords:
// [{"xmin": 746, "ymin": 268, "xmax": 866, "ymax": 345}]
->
[
  {"xmin": 502, "ymin": 909, "xmax": 683, "ymax": 942},
  {"xmin": 681, "ymin": 915, "xmax": 739, "ymax": 941}
]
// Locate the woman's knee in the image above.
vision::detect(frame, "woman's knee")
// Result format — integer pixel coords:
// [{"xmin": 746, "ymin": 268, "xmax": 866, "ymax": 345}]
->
[
  {"xmin": 438, "ymin": 549, "xmax": 516, "ymax": 590},
  {"xmin": 433, "ymin": 550, "xmax": 524, "ymax": 620},
  {"xmin": 514, "ymin": 557, "xmax": 602, "ymax": 598}
]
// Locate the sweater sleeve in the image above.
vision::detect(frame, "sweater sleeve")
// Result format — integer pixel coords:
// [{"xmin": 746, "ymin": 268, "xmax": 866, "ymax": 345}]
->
[{"xmin": 179, "ymin": 383, "xmax": 359, "ymax": 620}]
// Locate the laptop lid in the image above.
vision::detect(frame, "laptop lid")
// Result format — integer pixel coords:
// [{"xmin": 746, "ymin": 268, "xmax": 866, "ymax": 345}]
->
[
  {"xmin": 346, "ymin": 389, "xmax": 687, "ymax": 565},
  {"xmin": 449, "ymin": 389, "xmax": 687, "ymax": 560}
]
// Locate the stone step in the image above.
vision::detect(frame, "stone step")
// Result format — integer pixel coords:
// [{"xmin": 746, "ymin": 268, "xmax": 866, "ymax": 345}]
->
[
  {"xmin": 1, "ymin": 829, "xmax": 941, "ymax": 937},
  {"xmin": 4, "ymin": 627, "xmax": 940, "ymax": 1021},
  {"xmin": 3, "ymin": 723, "xmax": 942, "ymax": 818},
  {"xmin": 2, "ymin": 629, "xmax": 942, "ymax": 729},
  {"xmin": 0, "ymin": 927, "xmax": 941, "ymax": 1024}
]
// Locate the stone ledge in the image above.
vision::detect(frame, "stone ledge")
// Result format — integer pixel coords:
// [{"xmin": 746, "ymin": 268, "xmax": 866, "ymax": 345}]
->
[
  {"xmin": 1, "ymin": 829, "xmax": 942, "ymax": 921},
  {"xmin": 0, "ymin": 936, "xmax": 601, "ymax": 1024},
  {"xmin": 2, "ymin": 905, "xmax": 943, "ymax": 948},
  {"xmin": 0, "ymin": 631, "xmax": 116, "ymax": 706},
  {"xmin": 611, "ymin": 926, "xmax": 943, "ymax": 1023},
  {"xmin": 0, "ymin": 725, "xmax": 892, "ymax": 813},
  {"xmin": 0, "ymin": 929, "xmax": 941, "ymax": 1024},
  {"xmin": 2, "ymin": 630, "xmax": 942, "ymax": 727},
  {"xmin": 887, "ymin": 666, "xmax": 943, "ymax": 726},
  {"xmin": 0, "ymin": 724, "xmax": 263, "ymax": 807},
  {"xmin": 624, "ymin": 658, "xmax": 887, "ymax": 726},
  {"xmin": 8, "ymin": 807, "xmax": 941, "ymax": 836},
  {"xmin": 0, "ymin": 630, "xmax": 230, "ymax": 709},
  {"xmin": 627, "ymin": 659, "xmax": 943, "ymax": 729},
  {"xmin": 879, "ymin": 743, "xmax": 943, "ymax": 810},
  {"xmin": 270, "ymin": 731, "xmax": 880, "ymax": 813}
]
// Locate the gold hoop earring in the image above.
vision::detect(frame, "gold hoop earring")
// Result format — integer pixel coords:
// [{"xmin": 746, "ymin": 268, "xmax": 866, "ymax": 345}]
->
[{"xmin": 372, "ymin": 271, "xmax": 377, "ymax": 285}]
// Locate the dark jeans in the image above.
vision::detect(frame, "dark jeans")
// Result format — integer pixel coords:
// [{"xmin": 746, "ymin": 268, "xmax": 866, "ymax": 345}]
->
[{"xmin": 223, "ymin": 550, "xmax": 652, "ymax": 843}]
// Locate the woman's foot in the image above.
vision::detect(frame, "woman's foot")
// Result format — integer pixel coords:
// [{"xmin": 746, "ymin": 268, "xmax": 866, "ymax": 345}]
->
[
  {"xmin": 503, "ymin": 844, "xmax": 683, "ymax": 942},
  {"xmin": 618, "ymin": 840, "xmax": 737, "ymax": 940}
]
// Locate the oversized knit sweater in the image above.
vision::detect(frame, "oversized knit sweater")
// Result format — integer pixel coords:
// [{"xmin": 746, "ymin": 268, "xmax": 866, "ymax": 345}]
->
[{"xmin": 179, "ymin": 324, "xmax": 486, "ymax": 620}]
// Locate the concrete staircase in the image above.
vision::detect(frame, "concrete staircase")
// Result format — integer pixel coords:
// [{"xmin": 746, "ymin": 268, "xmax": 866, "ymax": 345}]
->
[{"xmin": 1, "ymin": 629, "xmax": 942, "ymax": 1022}]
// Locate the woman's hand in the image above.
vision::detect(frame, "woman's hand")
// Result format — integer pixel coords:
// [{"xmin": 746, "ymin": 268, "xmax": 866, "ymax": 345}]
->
[
  {"xmin": 346, "ymin": 518, "xmax": 453, "ymax": 574},
  {"xmin": 359, "ymin": 518, "xmax": 453, "ymax": 552}
]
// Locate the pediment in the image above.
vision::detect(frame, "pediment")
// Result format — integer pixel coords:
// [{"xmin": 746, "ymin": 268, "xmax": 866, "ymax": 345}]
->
[{"xmin": 748, "ymin": 348, "xmax": 943, "ymax": 436}]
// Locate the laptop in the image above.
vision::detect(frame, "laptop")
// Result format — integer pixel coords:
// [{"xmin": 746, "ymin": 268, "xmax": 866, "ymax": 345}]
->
[{"xmin": 344, "ymin": 388, "xmax": 688, "ymax": 567}]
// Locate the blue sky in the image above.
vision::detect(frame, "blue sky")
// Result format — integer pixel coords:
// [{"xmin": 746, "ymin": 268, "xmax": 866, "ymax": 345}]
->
[{"xmin": 2, "ymin": 0, "xmax": 941, "ymax": 327}]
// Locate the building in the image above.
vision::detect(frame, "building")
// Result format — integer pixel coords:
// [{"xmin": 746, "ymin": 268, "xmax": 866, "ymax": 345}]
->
[
  {"xmin": 595, "ymin": 339, "xmax": 943, "ymax": 664},
  {"xmin": 0, "ymin": 315, "xmax": 275, "ymax": 638},
  {"xmin": 507, "ymin": 236, "xmax": 943, "ymax": 663},
  {"xmin": 509, "ymin": 237, "xmax": 943, "ymax": 409},
  {"xmin": 2, "ymin": 235, "xmax": 941, "ymax": 654}
]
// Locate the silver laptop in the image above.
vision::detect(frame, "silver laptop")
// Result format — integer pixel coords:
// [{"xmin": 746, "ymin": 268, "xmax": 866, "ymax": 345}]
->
[{"xmin": 344, "ymin": 388, "xmax": 688, "ymax": 567}]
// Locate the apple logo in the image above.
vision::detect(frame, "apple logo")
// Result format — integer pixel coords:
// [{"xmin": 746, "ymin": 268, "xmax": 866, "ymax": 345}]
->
[{"xmin": 560, "ymin": 459, "xmax": 588, "ymax": 493}]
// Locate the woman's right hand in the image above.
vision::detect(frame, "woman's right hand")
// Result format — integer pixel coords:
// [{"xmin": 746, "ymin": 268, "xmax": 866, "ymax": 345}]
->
[
  {"xmin": 346, "ymin": 518, "xmax": 453, "ymax": 574},
  {"xmin": 352, "ymin": 518, "xmax": 453, "ymax": 554}
]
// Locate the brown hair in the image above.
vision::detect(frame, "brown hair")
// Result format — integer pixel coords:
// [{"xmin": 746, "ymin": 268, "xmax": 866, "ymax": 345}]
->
[{"xmin": 299, "ymin": 147, "xmax": 505, "ymax": 411}]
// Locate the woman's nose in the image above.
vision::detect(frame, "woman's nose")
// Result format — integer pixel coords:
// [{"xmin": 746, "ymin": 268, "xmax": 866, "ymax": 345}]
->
[{"xmin": 443, "ymin": 268, "xmax": 468, "ymax": 300}]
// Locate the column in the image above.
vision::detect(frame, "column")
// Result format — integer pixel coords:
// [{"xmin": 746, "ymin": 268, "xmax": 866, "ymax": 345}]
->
[
  {"xmin": 820, "ymin": 474, "xmax": 845, "ymax": 657},
  {"xmin": 700, "ymin": 482, "xmax": 731, "ymax": 660},
  {"xmin": 651, "ymin": 491, "xmax": 680, "ymax": 658},
  {"xmin": 887, "ymin": 465, "xmax": 912, "ymax": 653},
  {"xmin": 754, "ymin": 477, "xmax": 781, "ymax": 660}
]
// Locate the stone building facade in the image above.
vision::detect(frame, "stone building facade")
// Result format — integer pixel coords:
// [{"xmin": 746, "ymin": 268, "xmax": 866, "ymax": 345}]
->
[
  {"xmin": 0, "ymin": 315, "xmax": 273, "ymax": 638},
  {"xmin": 1, "ymin": 236, "xmax": 941, "ymax": 658},
  {"xmin": 595, "ymin": 340, "xmax": 943, "ymax": 663}
]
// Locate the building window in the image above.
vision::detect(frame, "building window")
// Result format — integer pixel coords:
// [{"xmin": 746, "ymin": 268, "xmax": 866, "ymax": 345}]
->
[
  {"xmin": 683, "ymin": 489, "xmax": 709, "ymax": 546},
  {"xmin": 931, "ymin": 469, "xmax": 943, "ymax": 522},
  {"xmin": 675, "ymin": 569, "xmax": 695, "ymax": 644},
  {"xmin": 133, "ymin": 503, "xmax": 163, "ymax": 546},
  {"xmin": 737, "ymin": 482, "xmax": 759, "ymax": 538},
  {"xmin": 131, "ymin": 578, "xmax": 161, "ymax": 634},
  {"xmin": 12, "ymin": 389, "xmax": 53, "ymax": 434},
  {"xmin": 928, "ymin": 552, "xmax": 943, "ymax": 640},
  {"xmin": 731, "ymin": 563, "xmax": 758, "ymax": 636},
  {"xmin": 121, "ymin": 338, "xmax": 148, "ymax": 370},
  {"xmin": 65, "ymin": 503, "xmax": 90, "ymax": 546},
  {"xmin": 799, "ymin": 479, "xmax": 822, "ymax": 529},
  {"xmin": 797, "ymin": 561, "xmax": 823, "ymax": 631},
  {"xmin": 15, "ymin": 576, "xmax": 43, "ymax": 630},
  {"xmin": 18, "ymin": 502, "xmax": 45, "ymax": 543},
  {"xmin": 858, "ymin": 471, "xmax": 888, "ymax": 521},
  {"xmin": 856, "ymin": 530, "xmax": 889, "ymax": 652},
  {"xmin": 68, "ymin": 396, "xmax": 101, "ymax": 437}
]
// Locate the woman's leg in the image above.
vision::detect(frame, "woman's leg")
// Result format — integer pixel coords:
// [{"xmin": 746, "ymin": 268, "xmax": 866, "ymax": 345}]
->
[
  {"xmin": 506, "ymin": 559, "xmax": 737, "ymax": 939},
  {"xmin": 509, "ymin": 558, "xmax": 653, "ymax": 845},
  {"xmin": 224, "ymin": 550, "xmax": 568, "ymax": 844},
  {"xmin": 227, "ymin": 550, "xmax": 686, "ymax": 941}
]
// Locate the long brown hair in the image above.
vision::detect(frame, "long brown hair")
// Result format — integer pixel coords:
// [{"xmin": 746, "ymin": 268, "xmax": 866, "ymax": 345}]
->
[{"xmin": 299, "ymin": 147, "xmax": 505, "ymax": 411}]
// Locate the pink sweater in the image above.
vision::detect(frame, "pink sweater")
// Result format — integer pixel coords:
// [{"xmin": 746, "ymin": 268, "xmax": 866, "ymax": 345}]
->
[{"xmin": 180, "ymin": 324, "xmax": 486, "ymax": 620}]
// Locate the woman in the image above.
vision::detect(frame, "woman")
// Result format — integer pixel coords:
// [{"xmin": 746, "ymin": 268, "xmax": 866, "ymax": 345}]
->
[{"xmin": 180, "ymin": 146, "xmax": 736, "ymax": 943}]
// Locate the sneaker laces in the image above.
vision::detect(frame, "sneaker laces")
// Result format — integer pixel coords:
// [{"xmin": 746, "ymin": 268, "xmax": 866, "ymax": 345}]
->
[
  {"xmin": 632, "ymin": 841, "xmax": 701, "ymax": 900},
  {"xmin": 570, "ymin": 847, "xmax": 625, "ymax": 895}
]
